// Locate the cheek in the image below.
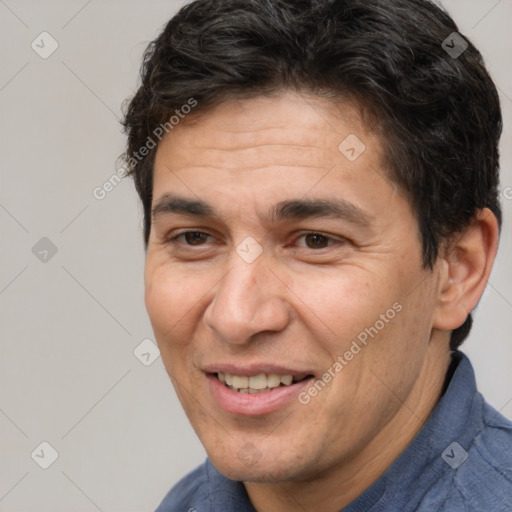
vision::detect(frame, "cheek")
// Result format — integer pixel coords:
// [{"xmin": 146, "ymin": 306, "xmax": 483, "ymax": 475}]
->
[
  {"xmin": 289, "ymin": 266, "xmax": 399, "ymax": 356},
  {"xmin": 144, "ymin": 263, "xmax": 203, "ymax": 348}
]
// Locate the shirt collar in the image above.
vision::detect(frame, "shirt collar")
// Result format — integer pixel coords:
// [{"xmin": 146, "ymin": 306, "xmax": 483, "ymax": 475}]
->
[{"xmin": 343, "ymin": 350, "xmax": 481, "ymax": 511}]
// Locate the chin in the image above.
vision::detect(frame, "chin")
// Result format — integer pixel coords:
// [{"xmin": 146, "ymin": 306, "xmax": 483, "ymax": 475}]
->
[{"xmin": 209, "ymin": 449, "xmax": 303, "ymax": 483}]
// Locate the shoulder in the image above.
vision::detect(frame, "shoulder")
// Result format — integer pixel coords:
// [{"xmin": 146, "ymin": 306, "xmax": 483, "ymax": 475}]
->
[
  {"xmin": 447, "ymin": 401, "xmax": 512, "ymax": 512},
  {"xmin": 155, "ymin": 460, "xmax": 209, "ymax": 512},
  {"xmin": 476, "ymin": 400, "xmax": 512, "ymax": 475}
]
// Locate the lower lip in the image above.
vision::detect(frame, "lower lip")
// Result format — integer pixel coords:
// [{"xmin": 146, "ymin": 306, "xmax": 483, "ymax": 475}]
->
[{"xmin": 207, "ymin": 374, "xmax": 313, "ymax": 416}]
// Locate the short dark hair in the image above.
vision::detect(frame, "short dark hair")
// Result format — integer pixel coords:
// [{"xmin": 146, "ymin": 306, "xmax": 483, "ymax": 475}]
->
[{"xmin": 122, "ymin": 0, "xmax": 502, "ymax": 350}]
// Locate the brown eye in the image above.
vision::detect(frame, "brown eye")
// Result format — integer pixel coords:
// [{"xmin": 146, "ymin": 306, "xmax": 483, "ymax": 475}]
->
[
  {"xmin": 183, "ymin": 231, "xmax": 210, "ymax": 245},
  {"xmin": 303, "ymin": 233, "xmax": 330, "ymax": 249},
  {"xmin": 167, "ymin": 231, "xmax": 213, "ymax": 246}
]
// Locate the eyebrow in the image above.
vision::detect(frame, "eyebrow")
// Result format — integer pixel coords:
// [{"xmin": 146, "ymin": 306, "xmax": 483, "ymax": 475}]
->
[
  {"xmin": 271, "ymin": 198, "xmax": 372, "ymax": 226},
  {"xmin": 152, "ymin": 195, "xmax": 215, "ymax": 219},
  {"xmin": 152, "ymin": 194, "xmax": 372, "ymax": 227}
]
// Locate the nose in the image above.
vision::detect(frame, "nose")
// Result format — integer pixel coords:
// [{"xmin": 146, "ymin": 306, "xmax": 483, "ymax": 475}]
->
[{"xmin": 203, "ymin": 254, "xmax": 291, "ymax": 345}]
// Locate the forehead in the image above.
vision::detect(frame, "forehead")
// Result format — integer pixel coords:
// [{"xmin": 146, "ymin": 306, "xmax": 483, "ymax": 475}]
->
[
  {"xmin": 155, "ymin": 92, "xmax": 376, "ymax": 171},
  {"xmin": 151, "ymin": 91, "xmax": 402, "ymax": 221}
]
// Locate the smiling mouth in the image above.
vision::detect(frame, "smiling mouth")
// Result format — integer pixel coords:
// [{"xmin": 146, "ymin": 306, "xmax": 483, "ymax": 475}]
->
[{"xmin": 216, "ymin": 372, "xmax": 313, "ymax": 394}]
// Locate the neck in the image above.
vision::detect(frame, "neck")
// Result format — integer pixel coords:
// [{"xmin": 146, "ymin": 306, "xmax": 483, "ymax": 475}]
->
[{"xmin": 244, "ymin": 337, "xmax": 452, "ymax": 512}]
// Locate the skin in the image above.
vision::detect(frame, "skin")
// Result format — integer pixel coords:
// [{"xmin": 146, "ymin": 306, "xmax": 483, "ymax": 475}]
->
[{"xmin": 144, "ymin": 91, "xmax": 499, "ymax": 511}]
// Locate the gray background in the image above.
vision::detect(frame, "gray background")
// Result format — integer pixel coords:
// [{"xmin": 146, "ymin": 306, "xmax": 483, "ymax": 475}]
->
[{"xmin": 1, "ymin": 1, "xmax": 511, "ymax": 510}]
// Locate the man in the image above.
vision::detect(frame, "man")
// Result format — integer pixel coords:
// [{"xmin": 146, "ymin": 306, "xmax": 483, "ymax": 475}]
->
[{"xmin": 122, "ymin": 0, "xmax": 512, "ymax": 510}]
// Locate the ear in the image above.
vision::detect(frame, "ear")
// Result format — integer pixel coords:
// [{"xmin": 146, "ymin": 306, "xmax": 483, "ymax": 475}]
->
[{"xmin": 433, "ymin": 208, "xmax": 499, "ymax": 332}]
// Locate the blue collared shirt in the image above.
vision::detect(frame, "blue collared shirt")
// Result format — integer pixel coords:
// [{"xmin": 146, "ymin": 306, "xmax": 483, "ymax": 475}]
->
[{"xmin": 155, "ymin": 352, "xmax": 512, "ymax": 511}]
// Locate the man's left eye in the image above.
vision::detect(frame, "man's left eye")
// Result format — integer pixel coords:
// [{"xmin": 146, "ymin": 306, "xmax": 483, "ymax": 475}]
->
[{"xmin": 294, "ymin": 232, "xmax": 340, "ymax": 249}]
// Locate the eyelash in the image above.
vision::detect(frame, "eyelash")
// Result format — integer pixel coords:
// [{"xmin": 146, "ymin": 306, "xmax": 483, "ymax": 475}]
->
[{"xmin": 166, "ymin": 231, "xmax": 343, "ymax": 250}]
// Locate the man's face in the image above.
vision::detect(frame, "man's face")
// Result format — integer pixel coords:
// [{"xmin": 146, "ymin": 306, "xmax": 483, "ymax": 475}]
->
[{"xmin": 145, "ymin": 92, "xmax": 443, "ymax": 482}]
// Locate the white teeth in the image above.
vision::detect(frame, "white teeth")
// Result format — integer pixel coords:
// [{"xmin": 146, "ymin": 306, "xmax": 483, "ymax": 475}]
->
[
  {"xmin": 280, "ymin": 375, "xmax": 293, "ymax": 386},
  {"xmin": 248, "ymin": 374, "xmax": 267, "ymax": 390},
  {"xmin": 232, "ymin": 375, "xmax": 249, "ymax": 388},
  {"xmin": 218, "ymin": 372, "xmax": 298, "ymax": 392},
  {"xmin": 267, "ymin": 374, "xmax": 281, "ymax": 388}
]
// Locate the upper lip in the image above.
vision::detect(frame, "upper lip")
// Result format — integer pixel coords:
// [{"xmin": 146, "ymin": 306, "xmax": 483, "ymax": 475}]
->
[{"xmin": 203, "ymin": 363, "xmax": 314, "ymax": 377}]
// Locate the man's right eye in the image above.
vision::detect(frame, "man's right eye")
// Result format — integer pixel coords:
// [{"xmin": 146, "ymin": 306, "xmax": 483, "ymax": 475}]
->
[{"xmin": 167, "ymin": 231, "xmax": 214, "ymax": 246}]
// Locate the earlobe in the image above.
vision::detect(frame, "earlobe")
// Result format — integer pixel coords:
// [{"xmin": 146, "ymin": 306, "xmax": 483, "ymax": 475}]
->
[{"xmin": 433, "ymin": 208, "xmax": 499, "ymax": 332}]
